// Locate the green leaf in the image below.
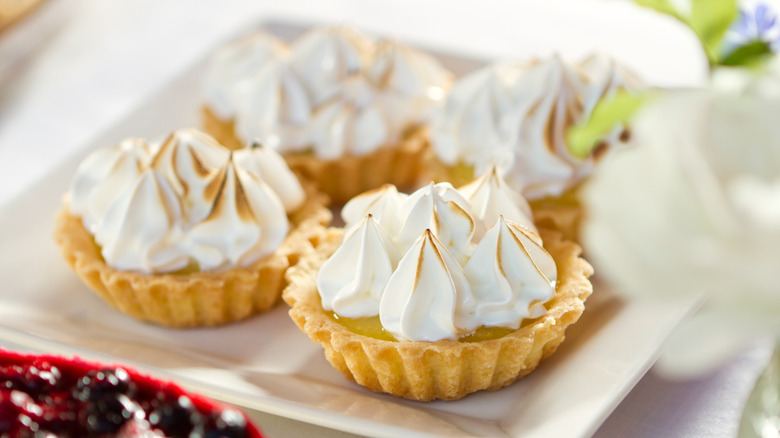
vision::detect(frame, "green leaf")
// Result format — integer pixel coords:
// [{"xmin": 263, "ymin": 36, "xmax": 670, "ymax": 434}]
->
[
  {"xmin": 633, "ymin": 0, "xmax": 687, "ymax": 22},
  {"xmin": 633, "ymin": 0, "xmax": 739, "ymax": 68},
  {"xmin": 690, "ymin": 0, "xmax": 738, "ymax": 64},
  {"xmin": 721, "ymin": 40, "xmax": 774, "ymax": 66},
  {"xmin": 567, "ymin": 91, "xmax": 650, "ymax": 158}
]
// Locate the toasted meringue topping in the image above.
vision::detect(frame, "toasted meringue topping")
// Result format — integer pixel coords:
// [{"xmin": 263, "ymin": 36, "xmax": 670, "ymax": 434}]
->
[
  {"xmin": 368, "ymin": 39, "xmax": 452, "ymax": 100},
  {"xmin": 318, "ymin": 215, "xmax": 401, "ymax": 318},
  {"xmin": 94, "ymin": 169, "xmax": 188, "ymax": 274},
  {"xmin": 379, "ymin": 230, "xmax": 479, "ymax": 342},
  {"xmin": 187, "ymin": 158, "xmax": 288, "ymax": 271},
  {"xmin": 68, "ymin": 138, "xmax": 152, "ymax": 233},
  {"xmin": 367, "ymin": 39, "xmax": 453, "ymax": 133},
  {"xmin": 430, "ymin": 62, "xmax": 523, "ymax": 170},
  {"xmin": 234, "ymin": 59, "xmax": 313, "ymax": 152},
  {"xmin": 318, "ymin": 182, "xmax": 560, "ymax": 342},
  {"xmin": 464, "ymin": 217, "xmax": 556, "ymax": 328},
  {"xmin": 341, "ymin": 184, "xmax": 409, "ymax": 237},
  {"xmin": 202, "ymin": 32, "xmax": 287, "ymax": 120},
  {"xmin": 309, "ymin": 74, "xmax": 391, "ymax": 159},
  {"xmin": 208, "ymin": 26, "xmax": 453, "ymax": 159},
  {"xmin": 506, "ymin": 55, "xmax": 594, "ymax": 199},
  {"xmin": 151, "ymin": 129, "xmax": 230, "ymax": 225},
  {"xmin": 69, "ymin": 129, "xmax": 299, "ymax": 274},
  {"xmin": 458, "ymin": 165, "xmax": 538, "ymax": 241},
  {"xmin": 396, "ymin": 182, "xmax": 477, "ymax": 264},
  {"xmin": 431, "ymin": 53, "xmax": 643, "ymax": 200},
  {"xmin": 232, "ymin": 142, "xmax": 305, "ymax": 213},
  {"xmin": 288, "ymin": 26, "xmax": 373, "ymax": 106}
]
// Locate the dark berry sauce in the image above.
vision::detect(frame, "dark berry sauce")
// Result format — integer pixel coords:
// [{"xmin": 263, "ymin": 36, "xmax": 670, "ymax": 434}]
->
[{"xmin": 0, "ymin": 349, "xmax": 263, "ymax": 437}]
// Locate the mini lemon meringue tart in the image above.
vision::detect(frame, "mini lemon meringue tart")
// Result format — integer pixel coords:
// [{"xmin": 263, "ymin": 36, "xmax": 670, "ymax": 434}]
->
[
  {"xmin": 54, "ymin": 128, "xmax": 330, "ymax": 328},
  {"xmin": 283, "ymin": 171, "xmax": 592, "ymax": 401},
  {"xmin": 201, "ymin": 26, "xmax": 453, "ymax": 204},
  {"xmin": 427, "ymin": 53, "xmax": 642, "ymax": 240}
]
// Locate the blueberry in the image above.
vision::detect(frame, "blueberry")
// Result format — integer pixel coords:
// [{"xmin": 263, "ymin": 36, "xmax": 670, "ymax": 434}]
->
[
  {"xmin": 73, "ymin": 368, "xmax": 134, "ymax": 402},
  {"xmin": 80, "ymin": 393, "xmax": 139, "ymax": 434},
  {"xmin": 149, "ymin": 395, "xmax": 198, "ymax": 438}
]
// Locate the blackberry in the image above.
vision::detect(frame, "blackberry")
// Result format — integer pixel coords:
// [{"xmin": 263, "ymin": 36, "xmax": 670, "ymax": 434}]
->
[
  {"xmin": 73, "ymin": 368, "xmax": 134, "ymax": 402},
  {"xmin": 193, "ymin": 409, "xmax": 248, "ymax": 438},
  {"xmin": 0, "ymin": 362, "xmax": 61, "ymax": 396},
  {"xmin": 149, "ymin": 395, "xmax": 199, "ymax": 437},
  {"xmin": 80, "ymin": 393, "xmax": 139, "ymax": 434}
]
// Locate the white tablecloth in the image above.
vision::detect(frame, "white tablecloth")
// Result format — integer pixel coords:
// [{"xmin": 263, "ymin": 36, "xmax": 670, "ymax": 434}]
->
[{"xmin": 0, "ymin": 0, "xmax": 772, "ymax": 436}]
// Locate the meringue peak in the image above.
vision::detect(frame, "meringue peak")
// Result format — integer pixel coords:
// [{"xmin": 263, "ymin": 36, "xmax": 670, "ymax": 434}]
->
[
  {"xmin": 151, "ymin": 129, "xmax": 230, "ymax": 225},
  {"xmin": 396, "ymin": 182, "xmax": 477, "ymax": 263},
  {"xmin": 288, "ymin": 26, "xmax": 372, "ymax": 106},
  {"xmin": 465, "ymin": 216, "xmax": 557, "ymax": 328},
  {"xmin": 341, "ymin": 184, "xmax": 408, "ymax": 236},
  {"xmin": 94, "ymin": 169, "xmax": 188, "ymax": 274},
  {"xmin": 379, "ymin": 228, "xmax": 479, "ymax": 342},
  {"xmin": 202, "ymin": 31, "xmax": 286, "ymax": 119},
  {"xmin": 235, "ymin": 59, "xmax": 313, "ymax": 152},
  {"xmin": 232, "ymin": 143, "xmax": 305, "ymax": 213},
  {"xmin": 204, "ymin": 158, "xmax": 255, "ymax": 223},
  {"xmin": 68, "ymin": 138, "xmax": 152, "ymax": 233},
  {"xmin": 188, "ymin": 157, "xmax": 288, "ymax": 271},
  {"xmin": 317, "ymin": 214, "xmax": 400, "ymax": 318},
  {"xmin": 458, "ymin": 164, "xmax": 538, "ymax": 240}
]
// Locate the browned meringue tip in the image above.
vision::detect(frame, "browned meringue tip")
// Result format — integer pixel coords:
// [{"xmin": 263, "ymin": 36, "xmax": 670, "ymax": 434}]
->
[
  {"xmin": 282, "ymin": 227, "xmax": 593, "ymax": 401},
  {"xmin": 201, "ymin": 106, "xmax": 246, "ymax": 151}
]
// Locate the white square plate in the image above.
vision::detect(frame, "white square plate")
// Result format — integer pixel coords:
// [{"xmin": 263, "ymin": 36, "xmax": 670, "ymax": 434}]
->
[{"xmin": 0, "ymin": 21, "xmax": 697, "ymax": 438}]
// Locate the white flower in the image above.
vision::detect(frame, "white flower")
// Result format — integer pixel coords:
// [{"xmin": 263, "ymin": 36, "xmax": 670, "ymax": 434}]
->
[{"xmin": 582, "ymin": 62, "xmax": 780, "ymax": 377}]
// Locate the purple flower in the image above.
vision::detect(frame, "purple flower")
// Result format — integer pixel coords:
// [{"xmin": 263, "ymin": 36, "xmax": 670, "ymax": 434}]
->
[{"xmin": 723, "ymin": 2, "xmax": 780, "ymax": 54}]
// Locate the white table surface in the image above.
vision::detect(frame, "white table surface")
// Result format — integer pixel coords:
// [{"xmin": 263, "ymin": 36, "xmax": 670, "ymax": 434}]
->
[{"xmin": 0, "ymin": 0, "xmax": 773, "ymax": 436}]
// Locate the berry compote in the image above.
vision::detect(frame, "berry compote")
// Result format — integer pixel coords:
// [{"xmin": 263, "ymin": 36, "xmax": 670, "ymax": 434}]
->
[{"xmin": 0, "ymin": 348, "xmax": 264, "ymax": 437}]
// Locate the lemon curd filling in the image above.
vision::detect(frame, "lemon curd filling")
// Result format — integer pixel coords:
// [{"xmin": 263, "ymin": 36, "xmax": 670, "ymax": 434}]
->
[
  {"xmin": 440, "ymin": 161, "xmax": 476, "ymax": 188},
  {"xmin": 459, "ymin": 326, "xmax": 518, "ymax": 342},
  {"xmin": 328, "ymin": 312, "xmax": 396, "ymax": 341},
  {"xmin": 528, "ymin": 182, "xmax": 582, "ymax": 209},
  {"xmin": 91, "ymin": 234, "xmax": 204, "ymax": 276},
  {"xmin": 328, "ymin": 312, "xmax": 530, "ymax": 342},
  {"xmin": 169, "ymin": 259, "xmax": 202, "ymax": 276}
]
